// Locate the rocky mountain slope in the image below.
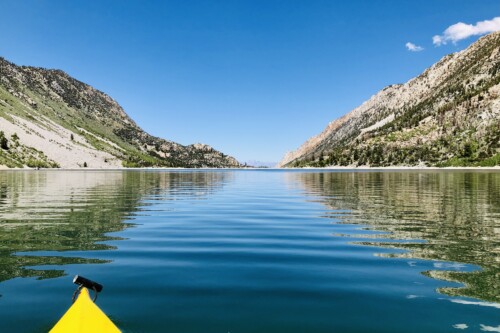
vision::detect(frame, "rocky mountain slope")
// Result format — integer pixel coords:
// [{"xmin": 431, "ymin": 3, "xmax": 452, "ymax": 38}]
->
[
  {"xmin": 279, "ymin": 32, "xmax": 500, "ymax": 168},
  {"xmin": 0, "ymin": 58, "xmax": 240, "ymax": 168}
]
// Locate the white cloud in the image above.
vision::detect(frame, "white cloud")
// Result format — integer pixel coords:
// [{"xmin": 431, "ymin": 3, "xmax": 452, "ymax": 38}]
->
[
  {"xmin": 406, "ymin": 42, "xmax": 424, "ymax": 52},
  {"xmin": 433, "ymin": 17, "xmax": 500, "ymax": 46},
  {"xmin": 432, "ymin": 35, "xmax": 443, "ymax": 45}
]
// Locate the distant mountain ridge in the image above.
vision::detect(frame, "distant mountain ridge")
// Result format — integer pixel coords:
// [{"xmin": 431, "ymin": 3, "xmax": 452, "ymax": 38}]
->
[
  {"xmin": 0, "ymin": 57, "xmax": 240, "ymax": 168},
  {"xmin": 244, "ymin": 160, "xmax": 277, "ymax": 168},
  {"xmin": 279, "ymin": 32, "xmax": 500, "ymax": 168}
]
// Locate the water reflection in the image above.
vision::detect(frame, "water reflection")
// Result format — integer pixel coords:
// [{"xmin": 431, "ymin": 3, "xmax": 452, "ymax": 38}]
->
[
  {"xmin": 0, "ymin": 170, "xmax": 230, "ymax": 284},
  {"xmin": 290, "ymin": 171, "xmax": 500, "ymax": 302}
]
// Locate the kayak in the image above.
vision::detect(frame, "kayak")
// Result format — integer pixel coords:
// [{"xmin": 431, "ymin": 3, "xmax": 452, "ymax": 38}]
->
[{"xmin": 50, "ymin": 277, "xmax": 120, "ymax": 333}]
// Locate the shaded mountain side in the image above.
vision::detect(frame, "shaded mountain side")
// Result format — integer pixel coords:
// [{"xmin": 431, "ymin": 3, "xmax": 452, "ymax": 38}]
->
[
  {"xmin": 280, "ymin": 32, "xmax": 500, "ymax": 168},
  {"xmin": 0, "ymin": 57, "xmax": 240, "ymax": 168}
]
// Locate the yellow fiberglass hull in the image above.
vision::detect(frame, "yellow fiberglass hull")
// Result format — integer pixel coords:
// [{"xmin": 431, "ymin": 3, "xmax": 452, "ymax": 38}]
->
[{"xmin": 50, "ymin": 287, "xmax": 120, "ymax": 333}]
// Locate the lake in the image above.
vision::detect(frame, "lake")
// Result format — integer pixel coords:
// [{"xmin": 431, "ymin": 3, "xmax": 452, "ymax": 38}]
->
[{"xmin": 0, "ymin": 169, "xmax": 499, "ymax": 332}]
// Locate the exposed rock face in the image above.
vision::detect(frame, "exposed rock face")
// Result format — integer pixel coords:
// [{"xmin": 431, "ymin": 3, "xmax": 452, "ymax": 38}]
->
[
  {"xmin": 0, "ymin": 58, "xmax": 240, "ymax": 168},
  {"xmin": 279, "ymin": 32, "xmax": 500, "ymax": 168}
]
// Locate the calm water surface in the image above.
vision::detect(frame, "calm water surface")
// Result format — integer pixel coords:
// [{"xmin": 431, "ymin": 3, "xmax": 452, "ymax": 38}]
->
[{"xmin": 0, "ymin": 170, "xmax": 499, "ymax": 332}]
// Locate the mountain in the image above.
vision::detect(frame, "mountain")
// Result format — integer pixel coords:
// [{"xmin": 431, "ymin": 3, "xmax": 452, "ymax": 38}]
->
[
  {"xmin": 279, "ymin": 32, "xmax": 500, "ymax": 168},
  {"xmin": 243, "ymin": 160, "xmax": 277, "ymax": 168},
  {"xmin": 0, "ymin": 57, "xmax": 240, "ymax": 168}
]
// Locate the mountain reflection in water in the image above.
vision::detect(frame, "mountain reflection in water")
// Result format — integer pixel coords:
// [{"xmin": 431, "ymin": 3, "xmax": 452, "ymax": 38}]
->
[
  {"xmin": 0, "ymin": 170, "xmax": 230, "ymax": 284},
  {"xmin": 291, "ymin": 171, "xmax": 500, "ymax": 303}
]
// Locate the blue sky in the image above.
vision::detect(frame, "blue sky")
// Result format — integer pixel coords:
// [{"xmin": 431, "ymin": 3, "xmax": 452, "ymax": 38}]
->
[{"xmin": 0, "ymin": 1, "xmax": 498, "ymax": 163}]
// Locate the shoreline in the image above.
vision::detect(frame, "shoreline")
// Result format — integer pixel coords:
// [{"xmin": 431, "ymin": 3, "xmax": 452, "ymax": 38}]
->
[{"xmin": 0, "ymin": 166, "xmax": 499, "ymax": 171}]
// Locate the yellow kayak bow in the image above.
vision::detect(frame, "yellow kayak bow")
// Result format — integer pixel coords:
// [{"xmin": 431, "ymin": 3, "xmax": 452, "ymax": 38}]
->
[{"xmin": 50, "ymin": 276, "xmax": 120, "ymax": 333}]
